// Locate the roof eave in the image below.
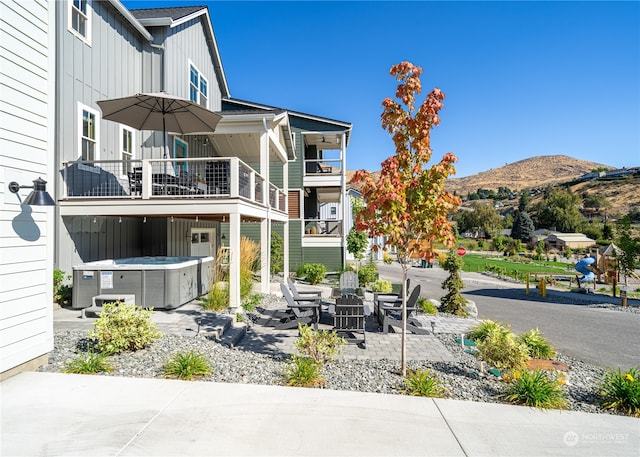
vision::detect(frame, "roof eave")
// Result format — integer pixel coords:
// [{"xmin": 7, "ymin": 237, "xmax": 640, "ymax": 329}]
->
[{"xmin": 108, "ymin": 0, "xmax": 153, "ymax": 41}]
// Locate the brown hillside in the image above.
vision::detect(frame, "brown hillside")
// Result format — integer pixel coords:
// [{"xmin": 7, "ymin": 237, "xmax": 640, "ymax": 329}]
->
[
  {"xmin": 347, "ymin": 155, "xmax": 639, "ymax": 217},
  {"xmin": 443, "ymin": 155, "xmax": 609, "ymax": 195}
]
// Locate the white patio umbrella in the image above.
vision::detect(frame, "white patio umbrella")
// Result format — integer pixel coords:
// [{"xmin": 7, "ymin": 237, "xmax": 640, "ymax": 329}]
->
[{"xmin": 98, "ymin": 92, "xmax": 222, "ymax": 193}]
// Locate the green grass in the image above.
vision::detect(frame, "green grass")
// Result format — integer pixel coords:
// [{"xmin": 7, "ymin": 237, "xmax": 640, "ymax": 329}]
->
[
  {"xmin": 63, "ymin": 351, "xmax": 111, "ymax": 374},
  {"xmin": 162, "ymin": 351, "xmax": 212, "ymax": 380},
  {"xmin": 461, "ymin": 254, "xmax": 572, "ymax": 276}
]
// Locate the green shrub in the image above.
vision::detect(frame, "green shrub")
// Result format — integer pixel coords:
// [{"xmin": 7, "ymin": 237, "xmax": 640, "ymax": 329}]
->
[
  {"xmin": 417, "ymin": 298, "xmax": 438, "ymax": 315},
  {"xmin": 500, "ymin": 370, "xmax": 567, "ymax": 409},
  {"xmin": 371, "ymin": 279, "xmax": 392, "ymax": 293},
  {"xmin": 162, "ymin": 351, "xmax": 211, "ymax": 380},
  {"xmin": 476, "ymin": 326, "xmax": 530, "ymax": 370},
  {"xmin": 295, "ymin": 324, "xmax": 345, "ymax": 364},
  {"xmin": 62, "ymin": 351, "xmax": 111, "ymax": 374},
  {"xmin": 518, "ymin": 328, "xmax": 556, "ymax": 359},
  {"xmin": 270, "ymin": 232, "xmax": 284, "ymax": 274},
  {"xmin": 283, "ymin": 356, "xmax": 325, "ymax": 388},
  {"xmin": 440, "ymin": 251, "xmax": 468, "ymax": 316},
  {"xmin": 53, "ymin": 269, "xmax": 72, "ymax": 306},
  {"xmin": 203, "ymin": 282, "xmax": 229, "ymax": 311},
  {"xmin": 301, "ymin": 263, "xmax": 326, "ymax": 285},
  {"xmin": 402, "ymin": 369, "xmax": 446, "ymax": 397},
  {"xmin": 467, "ymin": 320, "xmax": 508, "ymax": 342},
  {"xmin": 358, "ymin": 263, "xmax": 378, "ymax": 286},
  {"xmin": 599, "ymin": 367, "xmax": 640, "ymax": 417},
  {"xmin": 89, "ymin": 302, "xmax": 161, "ymax": 355},
  {"xmin": 241, "ymin": 294, "xmax": 261, "ymax": 313}
]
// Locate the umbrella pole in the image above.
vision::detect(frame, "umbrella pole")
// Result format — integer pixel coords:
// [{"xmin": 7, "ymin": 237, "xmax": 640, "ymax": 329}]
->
[{"xmin": 163, "ymin": 115, "xmax": 168, "ymax": 195}]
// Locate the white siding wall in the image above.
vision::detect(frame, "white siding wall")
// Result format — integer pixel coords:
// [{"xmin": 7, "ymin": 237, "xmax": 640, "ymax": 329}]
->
[{"xmin": 1, "ymin": 0, "xmax": 55, "ymax": 373}]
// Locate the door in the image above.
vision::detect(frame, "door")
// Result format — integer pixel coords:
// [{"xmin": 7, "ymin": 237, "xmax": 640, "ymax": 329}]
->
[{"xmin": 190, "ymin": 229, "xmax": 215, "ymax": 257}]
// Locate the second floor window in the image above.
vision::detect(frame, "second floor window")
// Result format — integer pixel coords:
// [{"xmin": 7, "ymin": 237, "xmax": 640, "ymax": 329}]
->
[
  {"xmin": 189, "ymin": 64, "xmax": 208, "ymax": 108},
  {"xmin": 69, "ymin": 0, "xmax": 91, "ymax": 44},
  {"xmin": 80, "ymin": 106, "xmax": 97, "ymax": 161}
]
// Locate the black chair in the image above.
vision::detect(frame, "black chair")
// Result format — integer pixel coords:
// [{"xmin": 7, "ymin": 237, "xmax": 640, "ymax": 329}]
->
[
  {"xmin": 276, "ymin": 283, "xmax": 320, "ymax": 330},
  {"xmin": 381, "ymin": 284, "xmax": 429, "ymax": 334},
  {"xmin": 127, "ymin": 171, "xmax": 142, "ymax": 195},
  {"xmin": 334, "ymin": 293, "xmax": 366, "ymax": 348}
]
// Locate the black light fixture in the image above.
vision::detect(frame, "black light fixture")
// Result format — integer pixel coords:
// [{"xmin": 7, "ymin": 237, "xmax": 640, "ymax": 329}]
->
[{"xmin": 9, "ymin": 177, "xmax": 55, "ymax": 206}]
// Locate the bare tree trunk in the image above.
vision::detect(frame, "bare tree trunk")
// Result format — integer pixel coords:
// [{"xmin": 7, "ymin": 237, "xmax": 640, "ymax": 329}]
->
[{"xmin": 401, "ymin": 264, "xmax": 408, "ymax": 377}]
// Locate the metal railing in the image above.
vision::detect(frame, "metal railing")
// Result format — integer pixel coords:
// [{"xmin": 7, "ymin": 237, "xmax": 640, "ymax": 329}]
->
[
  {"xmin": 60, "ymin": 157, "xmax": 286, "ymax": 212},
  {"xmin": 303, "ymin": 218, "xmax": 343, "ymax": 236},
  {"xmin": 304, "ymin": 158, "xmax": 342, "ymax": 175}
]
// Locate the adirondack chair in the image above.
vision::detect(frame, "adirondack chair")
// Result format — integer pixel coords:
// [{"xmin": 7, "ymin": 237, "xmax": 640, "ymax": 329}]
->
[
  {"xmin": 276, "ymin": 283, "xmax": 320, "ymax": 330},
  {"xmin": 287, "ymin": 277, "xmax": 322, "ymax": 300},
  {"xmin": 333, "ymin": 293, "xmax": 366, "ymax": 348},
  {"xmin": 374, "ymin": 278, "xmax": 411, "ymax": 324},
  {"xmin": 380, "ymin": 284, "xmax": 429, "ymax": 335},
  {"xmin": 339, "ymin": 271, "xmax": 359, "ymax": 295}
]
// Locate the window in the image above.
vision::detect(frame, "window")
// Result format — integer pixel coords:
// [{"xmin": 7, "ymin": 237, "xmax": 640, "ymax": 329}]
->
[
  {"xmin": 330, "ymin": 206, "xmax": 337, "ymax": 219},
  {"xmin": 189, "ymin": 63, "xmax": 208, "ymax": 108},
  {"xmin": 173, "ymin": 138, "xmax": 188, "ymax": 173},
  {"xmin": 68, "ymin": 0, "xmax": 91, "ymax": 44},
  {"xmin": 78, "ymin": 104, "xmax": 99, "ymax": 161},
  {"xmin": 121, "ymin": 126, "xmax": 134, "ymax": 175}
]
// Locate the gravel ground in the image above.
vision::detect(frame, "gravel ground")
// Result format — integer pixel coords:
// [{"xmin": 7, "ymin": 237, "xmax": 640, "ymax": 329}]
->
[{"xmin": 41, "ymin": 305, "xmax": 629, "ymax": 417}]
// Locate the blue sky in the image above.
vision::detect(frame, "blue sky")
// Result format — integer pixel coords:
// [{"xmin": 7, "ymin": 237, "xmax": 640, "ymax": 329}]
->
[{"xmin": 124, "ymin": 1, "xmax": 639, "ymax": 177}]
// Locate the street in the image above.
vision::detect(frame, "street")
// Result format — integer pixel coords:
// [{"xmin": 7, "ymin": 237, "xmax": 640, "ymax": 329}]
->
[{"xmin": 375, "ymin": 262, "xmax": 640, "ymax": 370}]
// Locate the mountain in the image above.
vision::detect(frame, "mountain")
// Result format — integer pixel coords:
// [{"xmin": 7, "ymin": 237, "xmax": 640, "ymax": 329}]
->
[
  {"xmin": 443, "ymin": 155, "xmax": 609, "ymax": 195},
  {"xmin": 347, "ymin": 155, "xmax": 639, "ymax": 217}
]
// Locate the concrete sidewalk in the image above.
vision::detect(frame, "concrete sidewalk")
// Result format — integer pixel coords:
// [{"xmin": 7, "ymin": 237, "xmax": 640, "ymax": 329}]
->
[{"xmin": 1, "ymin": 371, "xmax": 638, "ymax": 456}]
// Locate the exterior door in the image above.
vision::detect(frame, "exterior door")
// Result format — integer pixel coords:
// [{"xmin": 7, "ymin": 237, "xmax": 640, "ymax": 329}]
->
[{"xmin": 190, "ymin": 229, "xmax": 215, "ymax": 257}]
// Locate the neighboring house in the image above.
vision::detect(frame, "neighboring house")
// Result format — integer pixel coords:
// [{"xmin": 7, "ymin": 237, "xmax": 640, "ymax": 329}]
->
[
  {"xmin": 544, "ymin": 233, "xmax": 595, "ymax": 251},
  {"xmin": 1, "ymin": 1, "xmax": 56, "ymax": 377},
  {"xmin": 343, "ymin": 187, "xmax": 383, "ymax": 261},
  {"xmin": 53, "ymin": 3, "xmax": 298, "ymax": 311},
  {"xmin": 221, "ymin": 99, "xmax": 352, "ymax": 272}
]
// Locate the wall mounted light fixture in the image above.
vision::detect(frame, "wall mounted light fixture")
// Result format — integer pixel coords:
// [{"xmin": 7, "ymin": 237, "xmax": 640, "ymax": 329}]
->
[{"xmin": 8, "ymin": 177, "xmax": 55, "ymax": 206}]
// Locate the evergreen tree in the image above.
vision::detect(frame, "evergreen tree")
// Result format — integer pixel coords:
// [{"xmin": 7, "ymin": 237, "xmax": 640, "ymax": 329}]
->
[
  {"xmin": 511, "ymin": 211, "xmax": 535, "ymax": 242},
  {"xmin": 440, "ymin": 251, "xmax": 468, "ymax": 317}
]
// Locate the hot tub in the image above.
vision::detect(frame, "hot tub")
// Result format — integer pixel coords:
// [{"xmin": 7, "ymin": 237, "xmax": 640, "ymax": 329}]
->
[{"xmin": 72, "ymin": 256, "xmax": 214, "ymax": 310}]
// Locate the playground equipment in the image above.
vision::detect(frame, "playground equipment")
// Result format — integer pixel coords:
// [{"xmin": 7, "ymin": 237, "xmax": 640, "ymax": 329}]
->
[{"xmin": 575, "ymin": 256, "xmax": 596, "ymax": 286}]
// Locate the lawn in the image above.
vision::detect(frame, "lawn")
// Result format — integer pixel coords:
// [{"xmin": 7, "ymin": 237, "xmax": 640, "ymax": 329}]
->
[{"xmin": 460, "ymin": 253, "xmax": 574, "ymax": 276}]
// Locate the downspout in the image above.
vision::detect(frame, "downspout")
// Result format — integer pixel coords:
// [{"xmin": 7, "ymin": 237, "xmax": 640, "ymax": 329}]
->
[
  {"xmin": 262, "ymin": 117, "xmax": 272, "ymax": 291},
  {"xmin": 149, "ymin": 43, "xmax": 165, "ymax": 92}
]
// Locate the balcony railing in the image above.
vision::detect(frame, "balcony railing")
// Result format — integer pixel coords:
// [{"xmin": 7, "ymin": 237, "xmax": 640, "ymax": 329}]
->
[
  {"xmin": 303, "ymin": 218, "xmax": 343, "ymax": 237},
  {"xmin": 304, "ymin": 158, "xmax": 342, "ymax": 175},
  {"xmin": 60, "ymin": 157, "xmax": 286, "ymax": 212}
]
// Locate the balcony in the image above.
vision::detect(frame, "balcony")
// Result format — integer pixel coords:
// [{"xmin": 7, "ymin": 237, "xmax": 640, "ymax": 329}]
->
[
  {"xmin": 303, "ymin": 218, "xmax": 343, "ymax": 237},
  {"xmin": 60, "ymin": 157, "xmax": 287, "ymax": 213}
]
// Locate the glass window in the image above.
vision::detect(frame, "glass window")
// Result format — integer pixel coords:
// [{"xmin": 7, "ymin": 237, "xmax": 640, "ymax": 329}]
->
[
  {"xmin": 121, "ymin": 127, "xmax": 134, "ymax": 175},
  {"xmin": 69, "ymin": 0, "xmax": 91, "ymax": 44},
  {"xmin": 188, "ymin": 63, "xmax": 208, "ymax": 108},
  {"xmin": 81, "ymin": 109, "xmax": 96, "ymax": 161}
]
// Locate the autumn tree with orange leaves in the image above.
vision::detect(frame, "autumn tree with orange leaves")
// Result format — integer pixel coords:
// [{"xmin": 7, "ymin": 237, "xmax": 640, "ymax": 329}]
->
[{"xmin": 352, "ymin": 62, "xmax": 461, "ymax": 375}]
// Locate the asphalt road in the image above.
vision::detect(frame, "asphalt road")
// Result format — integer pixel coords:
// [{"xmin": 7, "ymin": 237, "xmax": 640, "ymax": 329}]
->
[{"xmin": 375, "ymin": 262, "xmax": 640, "ymax": 371}]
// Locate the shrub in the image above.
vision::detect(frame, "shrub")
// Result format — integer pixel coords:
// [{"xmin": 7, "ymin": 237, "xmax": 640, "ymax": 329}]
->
[
  {"xmin": 402, "ymin": 369, "xmax": 446, "ymax": 397},
  {"xmin": 270, "ymin": 232, "xmax": 284, "ymax": 274},
  {"xmin": 371, "ymin": 279, "xmax": 392, "ymax": 293},
  {"xmin": 440, "ymin": 251, "xmax": 468, "ymax": 317},
  {"xmin": 301, "ymin": 263, "xmax": 326, "ymax": 285},
  {"xmin": 295, "ymin": 324, "xmax": 345, "ymax": 364},
  {"xmin": 53, "ymin": 269, "xmax": 72, "ymax": 306},
  {"xmin": 476, "ymin": 326, "xmax": 530, "ymax": 370},
  {"xmin": 163, "ymin": 351, "xmax": 211, "ymax": 380},
  {"xmin": 518, "ymin": 328, "xmax": 556, "ymax": 359},
  {"xmin": 599, "ymin": 367, "xmax": 640, "ymax": 417},
  {"xmin": 204, "ymin": 282, "xmax": 229, "ymax": 311},
  {"xmin": 89, "ymin": 302, "xmax": 161, "ymax": 355},
  {"xmin": 467, "ymin": 320, "xmax": 508, "ymax": 342},
  {"xmin": 241, "ymin": 294, "xmax": 261, "ymax": 313},
  {"xmin": 62, "ymin": 351, "xmax": 111, "ymax": 374},
  {"xmin": 417, "ymin": 298, "xmax": 437, "ymax": 315},
  {"xmin": 500, "ymin": 370, "xmax": 568, "ymax": 409},
  {"xmin": 240, "ymin": 237, "xmax": 259, "ymax": 299},
  {"xmin": 383, "ymin": 251, "xmax": 393, "ymax": 264},
  {"xmin": 283, "ymin": 356, "xmax": 325, "ymax": 388},
  {"xmin": 358, "ymin": 263, "xmax": 378, "ymax": 286}
]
